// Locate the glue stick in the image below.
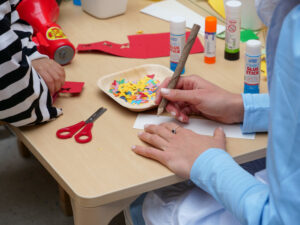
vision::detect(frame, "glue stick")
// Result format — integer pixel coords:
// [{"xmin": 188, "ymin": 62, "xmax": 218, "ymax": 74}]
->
[
  {"xmin": 73, "ymin": 0, "xmax": 81, "ymax": 6},
  {"xmin": 244, "ymin": 40, "xmax": 261, "ymax": 93},
  {"xmin": 224, "ymin": 0, "xmax": 242, "ymax": 61},
  {"xmin": 170, "ymin": 16, "xmax": 186, "ymax": 74},
  {"xmin": 204, "ymin": 16, "xmax": 217, "ymax": 64}
]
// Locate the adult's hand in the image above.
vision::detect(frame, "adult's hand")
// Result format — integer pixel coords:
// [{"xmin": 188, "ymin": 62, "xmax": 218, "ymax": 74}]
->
[
  {"xmin": 31, "ymin": 58, "xmax": 65, "ymax": 95},
  {"xmin": 155, "ymin": 75, "xmax": 244, "ymax": 124},
  {"xmin": 132, "ymin": 123, "xmax": 226, "ymax": 179}
]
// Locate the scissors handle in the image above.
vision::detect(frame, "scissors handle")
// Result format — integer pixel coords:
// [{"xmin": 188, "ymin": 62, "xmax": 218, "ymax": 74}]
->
[
  {"xmin": 74, "ymin": 123, "xmax": 93, "ymax": 143},
  {"xmin": 56, "ymin": 121, "xmax": 86, "ymax": 139}
]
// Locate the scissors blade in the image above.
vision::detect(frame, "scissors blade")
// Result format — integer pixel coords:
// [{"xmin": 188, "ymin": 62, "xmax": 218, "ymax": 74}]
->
[{"xmin": 85, "ymin": 107, "xmax": 107, "ymax": 124}]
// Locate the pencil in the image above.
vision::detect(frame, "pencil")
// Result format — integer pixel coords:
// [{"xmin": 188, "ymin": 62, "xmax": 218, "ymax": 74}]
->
[{"xmin": 157, "ymin": 24, "xmax": 201, "ymax": 115}]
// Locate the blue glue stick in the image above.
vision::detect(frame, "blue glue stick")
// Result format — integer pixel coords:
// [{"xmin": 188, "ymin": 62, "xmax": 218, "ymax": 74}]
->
[
  {"xmin": 170, "ymin": 16, "xmax": 186, "ymax": 74},
  {"xmin": 244, "ymin": 40, "xmax": 261, "ymax": 93},
  {"xmin": 73, "ymin": 0, "xmax": 81, "ymax": 6}
]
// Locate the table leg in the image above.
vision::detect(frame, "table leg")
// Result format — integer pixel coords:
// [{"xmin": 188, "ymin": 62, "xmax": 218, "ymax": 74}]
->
[
  {"xmin": 58, "ymin": 184, "xmax": 73, "ymax": 216},
  {"xmin": 71, "ymin": 196, "xmax": 138, "ymax": 225},
  {"xmin": 17, "ymin": 139, "xmax": 31, "ymax": 158}
]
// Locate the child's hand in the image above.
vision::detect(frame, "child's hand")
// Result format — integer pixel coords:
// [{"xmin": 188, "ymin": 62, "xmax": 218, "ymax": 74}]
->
[{"xmin": 31, "ymin": 58, "xmax": 66, "ymax": 95}]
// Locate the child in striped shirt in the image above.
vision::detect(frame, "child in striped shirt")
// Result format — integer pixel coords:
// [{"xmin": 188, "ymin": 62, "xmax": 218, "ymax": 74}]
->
[{"xmin": 0, "ymin": 0, "xmax": 65, "ymax": 127}]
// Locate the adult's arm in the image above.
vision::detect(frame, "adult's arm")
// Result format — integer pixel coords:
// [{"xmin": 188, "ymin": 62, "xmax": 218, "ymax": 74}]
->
[
  {"xmin": 191, "ymin": 6, "xmax": 300, "ymax": 225},
  {"xmin": 241, "ymin": 93, "xmax": 269, "ymax": 133}
]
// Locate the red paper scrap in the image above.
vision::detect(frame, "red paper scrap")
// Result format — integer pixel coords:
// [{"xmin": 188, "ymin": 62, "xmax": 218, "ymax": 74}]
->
[
  {"xmin": 146, "ymin": 74, "xmax": 155, "ymax": 79},
  {"xmin": 52, "ymin": 81, "xmax": 85, "ymax": 103},
  {"xmin": 77, "ymin": 32, "xmax": 204, "ymax": 59},
  {"xmin": 60, "ymin": 81, "xmax": 85, "ymax": 93}
]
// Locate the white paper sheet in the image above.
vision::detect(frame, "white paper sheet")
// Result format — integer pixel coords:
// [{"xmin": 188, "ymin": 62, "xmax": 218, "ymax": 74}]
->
[
  {"xmin": 134, "ymin": 114, "xmax": 255, "ymax": 139},
  {"xmin": 140, "ymin": 0, "xmax": 226, "ymax": 35}
]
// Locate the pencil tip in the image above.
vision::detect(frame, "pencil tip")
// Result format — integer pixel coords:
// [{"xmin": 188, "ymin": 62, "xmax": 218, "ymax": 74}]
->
[{"xmin": 157, "ymin": 107, "xmax": 163, "ymax": 115}]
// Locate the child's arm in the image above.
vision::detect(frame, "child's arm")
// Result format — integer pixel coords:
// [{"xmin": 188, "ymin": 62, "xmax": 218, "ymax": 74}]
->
[
  {"xmin": 0, "ymin": 1, "xmax": 62, "ymax": 127},
  {"xmin": 9, "ymin": 0, "xmax": 66, "ymax": 95},
  {"xmin": 9, "ymin": 0, "xmax": 48, "ymax": 61}
]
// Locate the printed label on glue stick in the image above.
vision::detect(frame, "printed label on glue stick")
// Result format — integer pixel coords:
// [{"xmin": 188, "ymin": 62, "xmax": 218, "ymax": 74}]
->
[
  {"xmin": 244, "ymin": 54, "xmax": 261, "ymax": 93},
  {"xmin": 170, "ymin": 33, "xmax": 185, "ymax": 63},
  {"xmin": 205, "ymin": 32, "xmax": 216, "ymax": 58},
  {"xmin": 225, "ymin": 18, "xmax": 240, "ymax": 53}
]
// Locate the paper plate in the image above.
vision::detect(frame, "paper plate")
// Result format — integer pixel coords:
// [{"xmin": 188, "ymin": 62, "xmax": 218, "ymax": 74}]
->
[{"xmin": 97, "ymin": 64, "xmax": 173, "ymax": 112}]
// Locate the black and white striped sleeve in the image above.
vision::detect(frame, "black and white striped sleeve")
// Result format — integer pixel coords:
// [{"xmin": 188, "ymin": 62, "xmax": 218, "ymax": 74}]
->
[
  {"xmin": 0, "ymin": 0, "xmax": 62, "ymax": 127},
  {"xmin": 9, "ymin": 0, "xmax": 48, "ymax": 61}
]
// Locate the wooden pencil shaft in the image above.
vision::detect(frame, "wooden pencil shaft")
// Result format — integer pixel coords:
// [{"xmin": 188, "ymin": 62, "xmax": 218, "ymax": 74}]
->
[{"xmin": 157, "ymin": 24, "xmax": 200, "ymax": 115}]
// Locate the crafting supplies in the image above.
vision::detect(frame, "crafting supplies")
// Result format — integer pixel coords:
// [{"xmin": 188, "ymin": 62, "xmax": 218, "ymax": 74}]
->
[
  {"xmin": 17, "ymin": 0, "xmax": 75, "ymax": 65},
  {"xmin": 58, "ymin": 82, "xmax": 85, "ymax": 94},
  {"xmin": 244, "ymin": 40, "xmax": 261, "ymax": 94},
  {"xmin": 238, "ymin": 0, "xmax": 262, "ymax": 30},
  {"xmin": 73, "ymin": 0, "xmax": 81, "ymax": 6},
  {"xmin": 208, "ymin": 0, "xmax": 226, "ymax": 18},
  {"xmin": 77, "ymin": 32, "xmax": 203, "ymax": 59},
  {"xmin": 52, "ymin": 81, "xmax": 85, "ymax": 102},
  {"xmin": 157, "ymin": 24, "xmax": 201, "ymax": 115},
  {"xmin": 219, "ymin": 0, "xmax": 262, "ymax": 30},
  {"xmin": 140, "ymin": 0, "xmax": 225, "ymax": 35},
  {"xmin": 56, "ymin": 107, "xmax": 107, "ymax": 144},
  {"xmin": 204, "ymin": 16, "xmax": 217, "ymax": 64},
  {"xmin": 81, "ymin": 0, "xmax": 128, "ymax": 19},
  {"xmin": 240, "ymin": 29, "xmax": 259, "ymax": 42},
  {"xmin": 170, "ymin": 16, "xmax": 186, "ymax": 73},
  {"xmin": 261, "ymin": 54, "xmax": 267, "ymax": 81},
  {"xmin": 224, "ymin": 1, "xmax": 242, "ymax": 61},
  {"xmin": 109, "ymin": 75, "xmax": 160, "ymax": 105},
  {"xmin": 134, "ymin": 114, "xmax": 255, "ymax": 139}
]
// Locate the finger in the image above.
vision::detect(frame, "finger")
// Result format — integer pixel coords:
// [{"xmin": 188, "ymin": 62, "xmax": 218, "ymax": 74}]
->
[
  {"xmin": 53, "ymin": 64, "xmax": 66, "ymax": 87},
  {"xmin": 138, "ymin": 131, "xmax": 169, "ymax": 150},
  {"xmin": 177, "ymin": 111, "xmax": 189, "ymax": 123},
  {"xmin": 155, "ymin": 77, "xmax": 171, "ymax": 105},
  {"xmin": 48, "ymin": 65, "xmax": 65, "ymax": 92},
  {"xmin": 175, "ymin": 101, "xmax": 188, "ymax": 109},
  {"xmin": 160, "ymin": 122, "xmax": 182, "ymax": 133},
  {"xmin": 42, "ymin": 72, "xmax": 55, "ymax": 95},
  {"xmin": 181, "ymin": 106, "xmax": 194, "ymax": 116},
  {"xmin": 214, "ymin": 127, "xmax": 226, "ymax": 141},
  {"xmin": 160, "ymin": 89, "xmax": 200, "ymax": 105},
  {"xmin": 165, "ymin": 103, "xmax": 189, "ymax": 123},
  {"xmin": 155, "ymin": 76, "xmax": 198, "ymax": 105},
  {"xmin": 144, "ymin": 124, "xmax": 174, "ymax": 141},
  {"xmin": 155, "ymin": 77, "xmax": 191, "ymax": 105},
  {"xmin": 166, "ymin": 102, "xmax": 180, "ymax": 117},
  {"xmin": 53, "ymin": 61, "xmax": 66, "ymax": 78},
  {"xmin": 179, "ymin": 106, "xmax": 195, "ymax": 122},
  {"xmin": 162, "ymin": 76, "xmax": 195, "ymax": 90},
  {"xmin": 173, "ymin": 103, "xmax": 189, "ymax": 123},
  {"xmin": 131, "ymin": 145, "xmax": 167, "ymax": 164},
  {"xmin": 51, "ymin": 72, "xmax": 63, "ymax": 93}
]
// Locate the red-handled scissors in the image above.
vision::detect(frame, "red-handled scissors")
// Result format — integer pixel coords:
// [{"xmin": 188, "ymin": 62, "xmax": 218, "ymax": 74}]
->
[{"xmin": 56, "ymin": 107, "xmax": 107, "ymax": 143}]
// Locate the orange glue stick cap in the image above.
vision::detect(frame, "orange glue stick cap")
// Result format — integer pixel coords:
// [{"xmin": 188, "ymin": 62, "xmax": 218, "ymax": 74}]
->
[
  {"xmin": 205, "ymin": 16, "xmax": 217, "ymax": 33},
  {"xmin": 204, "ymin": 16, "xmax": 217, "ymax": 64}
]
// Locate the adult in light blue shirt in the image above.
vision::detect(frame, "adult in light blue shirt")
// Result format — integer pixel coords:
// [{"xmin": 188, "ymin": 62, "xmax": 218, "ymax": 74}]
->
[{"xmin": 130, "ymin": 0, "xmax": 300, "ymax": 224}]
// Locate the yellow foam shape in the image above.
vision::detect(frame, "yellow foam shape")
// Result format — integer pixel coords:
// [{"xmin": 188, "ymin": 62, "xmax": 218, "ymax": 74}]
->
[
  {"xmin": 261, "ymin": 54, "xmax": 267, "ymax": 81},
  {"xmin": 208, "ymin": 0, "xmax": 225, "ymax": 18}
]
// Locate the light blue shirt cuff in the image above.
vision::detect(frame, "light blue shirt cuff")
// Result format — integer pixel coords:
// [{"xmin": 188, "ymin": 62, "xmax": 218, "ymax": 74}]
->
[
  {"xmin": 190, "ymin": 148, "xmax": 269, "ymax": 224},
  {"xmin": 242, "ymin": 93, "xmax": 270, "ymax": 133}
]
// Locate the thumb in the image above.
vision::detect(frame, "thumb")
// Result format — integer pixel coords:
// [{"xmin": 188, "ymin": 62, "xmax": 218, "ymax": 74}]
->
[
  {"xmin": 213, "ymin": 127, "xmax": 226, "ymax": 141},
  {"xmin": 160, "ymin": 88, "xmax": 198, "ymax": 104}
]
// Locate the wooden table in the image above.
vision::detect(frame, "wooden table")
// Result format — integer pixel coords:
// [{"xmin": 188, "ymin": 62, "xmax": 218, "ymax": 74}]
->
[{"xmin": 11, "ymin": 0, "xmax": 268, "ymax": 224}]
